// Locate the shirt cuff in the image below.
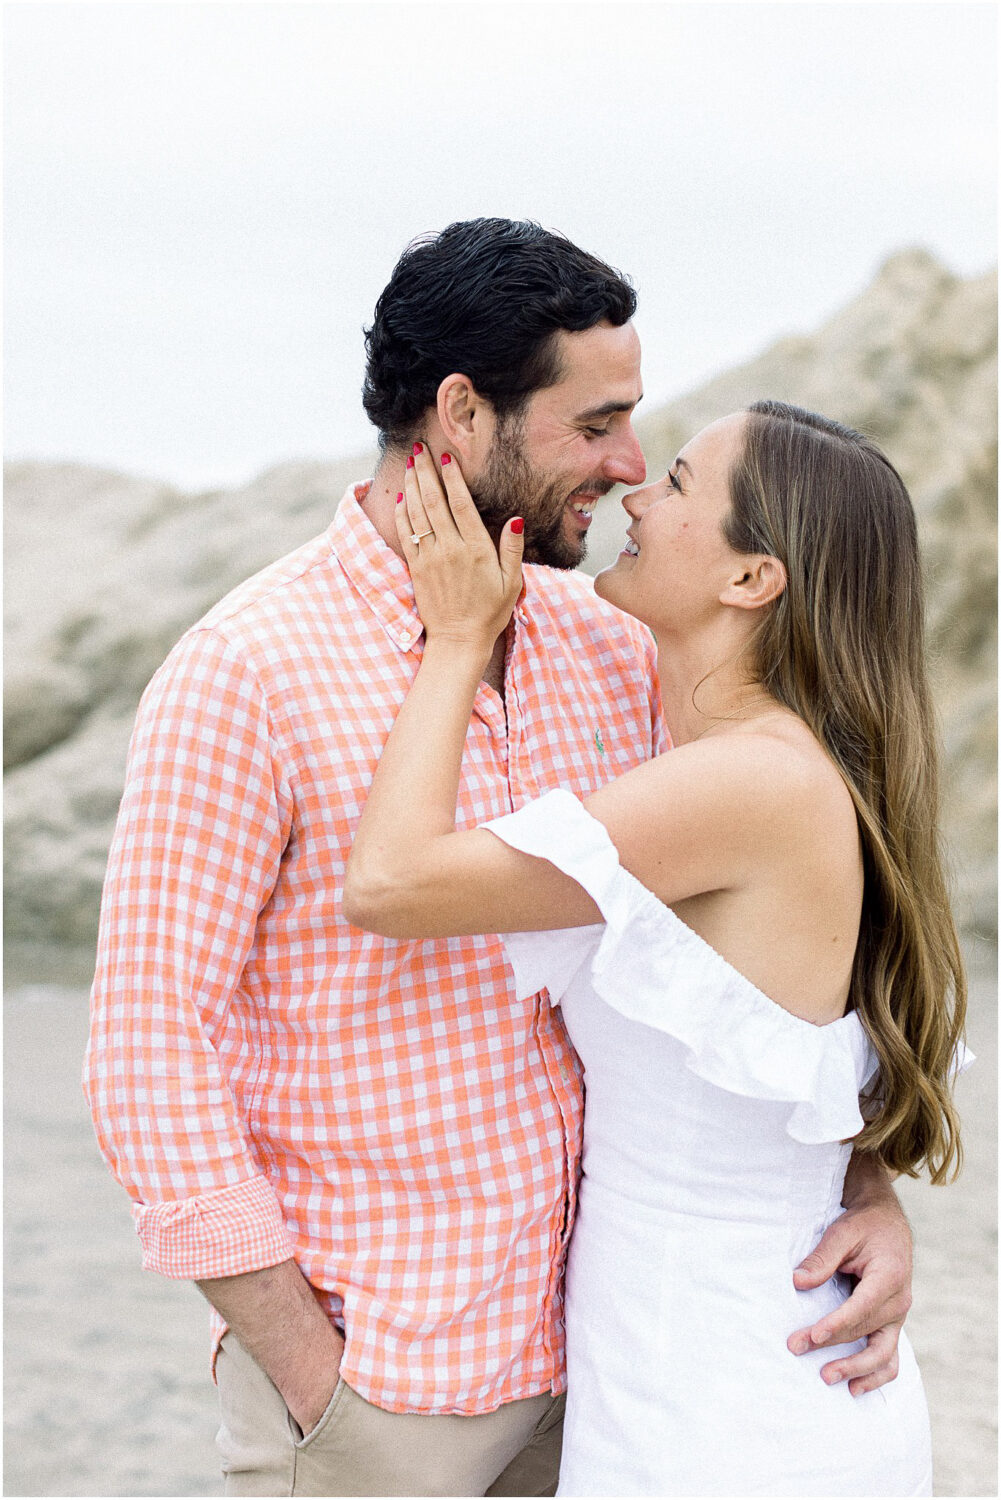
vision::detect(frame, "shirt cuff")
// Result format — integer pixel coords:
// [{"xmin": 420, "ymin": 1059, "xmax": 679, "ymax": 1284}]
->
[{"xmin": 134, "ymin": 1174, "xmax": 296, "ymax": 1279}]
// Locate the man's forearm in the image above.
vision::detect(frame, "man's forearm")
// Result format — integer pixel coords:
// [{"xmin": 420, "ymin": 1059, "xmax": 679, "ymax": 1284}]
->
[
  {"xmin": 842, "ymin": 1148, "xmax": 901, "ymax": 1210},
  {"xmin": 197, "ymin": 1259, "xmax": 344, "ymax": 1433}
]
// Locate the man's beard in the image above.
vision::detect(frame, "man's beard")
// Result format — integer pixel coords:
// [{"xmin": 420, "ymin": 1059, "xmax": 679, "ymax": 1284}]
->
[{"xmin": 470, "ymin": 418, "xmax": 608, "ymax": 569}]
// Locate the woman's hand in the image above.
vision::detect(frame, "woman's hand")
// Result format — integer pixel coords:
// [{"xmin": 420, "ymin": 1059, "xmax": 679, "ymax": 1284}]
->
[{"xmin": 398, "ymin": 445, "xmax": 524, "ymax": 658}]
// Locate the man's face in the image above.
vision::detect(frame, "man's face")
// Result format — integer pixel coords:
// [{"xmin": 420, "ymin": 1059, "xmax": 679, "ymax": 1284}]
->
[{"xmin": 469, "ymin": 320, "xmax": 646, "ymax": 569}]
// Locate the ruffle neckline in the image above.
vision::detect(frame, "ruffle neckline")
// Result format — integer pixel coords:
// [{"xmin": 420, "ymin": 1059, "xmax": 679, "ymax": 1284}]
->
[{"xmin": 486, "ymin": 789, "xmax": 881, "ymax": 1146}]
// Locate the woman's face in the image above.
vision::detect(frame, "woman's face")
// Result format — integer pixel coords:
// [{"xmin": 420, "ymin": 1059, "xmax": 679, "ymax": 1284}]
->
[{"xmin": 594, "ymin": 412, "xmax": 749, "ymax": 634}]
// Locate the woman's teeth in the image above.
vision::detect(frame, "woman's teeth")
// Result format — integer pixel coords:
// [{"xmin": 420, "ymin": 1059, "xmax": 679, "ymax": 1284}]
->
[{"xmin": 623, "ymin": 538, "xmax": 640, "ymax": 556}]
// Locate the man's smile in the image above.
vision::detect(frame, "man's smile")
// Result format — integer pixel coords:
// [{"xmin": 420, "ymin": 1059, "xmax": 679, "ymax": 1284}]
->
[{"xmin": 565, "ymin": 483, "xmax": 612, "ymax": 532}]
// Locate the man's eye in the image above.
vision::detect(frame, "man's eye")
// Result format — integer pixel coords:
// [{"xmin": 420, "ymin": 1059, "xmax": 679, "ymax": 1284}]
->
[{"xmin": 585, "ymin": 426, "xmax": 610, "ymax": 438}]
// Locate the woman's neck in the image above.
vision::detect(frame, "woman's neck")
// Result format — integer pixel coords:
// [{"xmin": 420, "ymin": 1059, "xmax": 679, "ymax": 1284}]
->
[{"xmin": 653, "ymin": 627, "xmax": 781, "ymax": 748}]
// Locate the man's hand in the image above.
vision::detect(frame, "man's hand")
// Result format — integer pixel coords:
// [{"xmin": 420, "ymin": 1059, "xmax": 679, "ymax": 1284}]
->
[
  {"xmin": 787, "ymin": 1153, "xmax": 912, "ymax": 1397},
  {"xmin": 197, "ymin": 1259, "xmax": 345, "ymax": 1435}
]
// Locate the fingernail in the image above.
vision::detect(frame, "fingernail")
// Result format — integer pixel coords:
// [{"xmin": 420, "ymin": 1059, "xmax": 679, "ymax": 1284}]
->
[
  {"xmin": 511, "ymin": 517, "xmax": 524, "ymax": 535},
  {"xmin": 823, "ymin": 1369, "xmax": 842, "ymax": 1385},
  {"xmin": 413, "ymin": 442, "xmax": 423, "ymax": 455},
  {"xmin": 789, "ymin": 1335, "xmax": 809, "ymax": 1355},
  {"xmin": 441, "ymin": 453, "xmax": 451, "ymax": 465},
  {"xmin": 406, "ymin": 456, "xmax": 414, "ymax": 469},
  {"xmin": 396, "ymin": 493, "xmax": 403, "ymax": 503}
]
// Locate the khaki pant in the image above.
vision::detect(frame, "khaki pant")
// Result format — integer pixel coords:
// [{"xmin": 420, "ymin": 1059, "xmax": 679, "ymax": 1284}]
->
[{"xmin": 216, "ymin": 1333, "xmax": 565, "ymax": 1497}]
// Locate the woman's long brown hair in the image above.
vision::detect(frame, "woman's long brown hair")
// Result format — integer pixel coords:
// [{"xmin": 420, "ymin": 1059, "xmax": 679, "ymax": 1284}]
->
[{"xmin": 725, "ymin": 400, "xmax": 967, "ymax": 1182}]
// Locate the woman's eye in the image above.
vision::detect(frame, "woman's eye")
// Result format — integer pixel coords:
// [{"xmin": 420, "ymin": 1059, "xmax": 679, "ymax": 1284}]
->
[{"xmin": 668, "ymin": 470, "xmax": 682, "ymax": 491}]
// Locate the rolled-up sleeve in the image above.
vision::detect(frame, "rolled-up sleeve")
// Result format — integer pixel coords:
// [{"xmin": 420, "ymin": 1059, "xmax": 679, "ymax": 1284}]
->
[{"xmin": 83, "ymin": 625, "xmax": 296, "ymax": 1278}]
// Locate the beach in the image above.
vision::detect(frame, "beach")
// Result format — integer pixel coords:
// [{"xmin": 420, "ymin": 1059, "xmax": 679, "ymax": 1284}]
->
[{"xmin": 4, "ymin": 943, "xmax": 996, "ymax": 1498}]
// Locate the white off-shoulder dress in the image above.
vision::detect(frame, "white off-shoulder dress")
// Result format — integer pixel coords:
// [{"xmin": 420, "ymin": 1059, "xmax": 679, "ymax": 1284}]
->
[{"xmin": 484, "ymin": 790, "xmax": 935, "ymax": 1498}]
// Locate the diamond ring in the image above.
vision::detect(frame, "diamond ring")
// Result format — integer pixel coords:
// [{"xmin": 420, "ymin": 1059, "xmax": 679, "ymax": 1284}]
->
[{"xmin": 410, "ymin": 531, "xmax": 434, "ymax": 545}]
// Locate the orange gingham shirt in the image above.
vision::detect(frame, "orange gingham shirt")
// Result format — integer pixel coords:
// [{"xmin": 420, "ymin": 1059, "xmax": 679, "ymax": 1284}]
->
[{"xmin": 84, "ymin": 482, "xmax": 665, "ymax": 1414}]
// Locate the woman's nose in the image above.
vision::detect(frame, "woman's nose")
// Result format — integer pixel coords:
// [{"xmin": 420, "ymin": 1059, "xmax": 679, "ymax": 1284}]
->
[{"xmin": 622, "ymin": 485, "xmax": 652, "ymax": 519}]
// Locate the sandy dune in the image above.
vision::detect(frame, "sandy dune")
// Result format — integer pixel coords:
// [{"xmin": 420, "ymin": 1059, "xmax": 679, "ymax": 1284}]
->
[{"xmin": 4, "ymin": 945, "xmax": 996, "ymax": 1498}]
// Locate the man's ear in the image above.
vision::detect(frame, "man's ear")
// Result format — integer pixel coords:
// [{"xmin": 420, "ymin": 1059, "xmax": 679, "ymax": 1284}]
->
[
  {"xmin": 719, "ymin": 554, "xmax": 787, "ymax": 611},
  {"xmin": 436, "ymin": 374, "xmax": 496, "ymax": 461}
]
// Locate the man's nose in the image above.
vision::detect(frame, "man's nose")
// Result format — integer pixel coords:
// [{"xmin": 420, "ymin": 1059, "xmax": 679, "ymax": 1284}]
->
[{"xmin": 604, "ymin": 424, "xmax": 647, "ymax": 486}]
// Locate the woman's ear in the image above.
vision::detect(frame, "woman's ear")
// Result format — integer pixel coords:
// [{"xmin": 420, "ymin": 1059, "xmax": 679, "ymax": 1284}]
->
[
  {"xmin": 720, "ymin": 555, "xmax": 787, "ymax": 611},
  {"xmin": 436, "ymin": 374, "xmax": 496, "ymax": 463}
]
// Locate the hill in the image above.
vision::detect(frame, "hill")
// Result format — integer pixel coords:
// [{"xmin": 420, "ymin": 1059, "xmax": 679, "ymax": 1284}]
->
[{"xmin": 4, "ymin": 249, "xmax": 996, "ymax": 948}]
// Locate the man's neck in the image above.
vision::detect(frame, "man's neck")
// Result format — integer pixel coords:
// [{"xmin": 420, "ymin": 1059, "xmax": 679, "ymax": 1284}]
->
[
  {"xmin": 482, "ymin": 633, "xmax": 508, "ymax": 698},
  {"xmin": 361, "ymin": 456, "xmax": 411, "ymax": 559}
]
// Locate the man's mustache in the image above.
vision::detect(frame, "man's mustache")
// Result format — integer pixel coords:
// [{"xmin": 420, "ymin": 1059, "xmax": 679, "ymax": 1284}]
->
[{"xmin": 568, "ymin": 480, "xmax": 616, "ymax": 498}]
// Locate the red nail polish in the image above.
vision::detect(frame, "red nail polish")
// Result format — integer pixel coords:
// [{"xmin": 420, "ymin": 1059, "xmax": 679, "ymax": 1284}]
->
[
  {"xmin": 406, "ymin": 456, "xmax": 414, "ymax": 469},
  {"xmin": 413, "ymin": 442, "xmax": 423, "ymax": 455},
  {"xmin": 511, "ymin": 517, "xmax": 524, "ymax": 535},
  {"xmin": 396, "ymin": 493, "xmax": 403, "ymax": 503},
  {"xmin": 441, "ymin": 453, "xmax": 451, "ymax": 465}
]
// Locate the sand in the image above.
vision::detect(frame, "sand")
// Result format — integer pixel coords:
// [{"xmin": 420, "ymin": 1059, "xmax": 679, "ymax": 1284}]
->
[{"xmin": 4, "ymin": 942, "xmax": 996, "ymax": 1498}]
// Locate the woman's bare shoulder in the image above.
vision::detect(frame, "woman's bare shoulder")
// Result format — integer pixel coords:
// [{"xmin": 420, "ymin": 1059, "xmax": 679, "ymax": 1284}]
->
[
  {"xmin": 744, "ymin": 718, "xmax": 858, "ymax": 821},
  {"xmin": 636, "ymin": 716, "xmax": 851, "ymax": 813},
  {"xmin": 583, "ymin": 713, "xmax": 857, "ymax": 910}
]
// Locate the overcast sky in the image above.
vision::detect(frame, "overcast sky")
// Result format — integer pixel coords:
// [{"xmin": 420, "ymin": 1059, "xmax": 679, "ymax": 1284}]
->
[{"xmin": 4, "ymin": 1, "xmax": 997, "ymax": 489}]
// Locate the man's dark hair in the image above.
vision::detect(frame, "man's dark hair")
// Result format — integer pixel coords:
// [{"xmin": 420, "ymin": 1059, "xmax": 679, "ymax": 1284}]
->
[{"xmin": 362, "ymin": 218, "xmax": 637, "ymax": 453}]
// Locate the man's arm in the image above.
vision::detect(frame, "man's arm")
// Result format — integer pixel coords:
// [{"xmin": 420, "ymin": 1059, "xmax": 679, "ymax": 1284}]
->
[
  {"xmin": 197, "ymin": 1261, "xmax": 344, "ymax": 1434},
  {"xmin": 787, "ymin": 1150, "xmax": 912, "ymax": 1395},
  {"xmin": 84, "ymin": 627, "xmax": 297, "ymax": 1280}
]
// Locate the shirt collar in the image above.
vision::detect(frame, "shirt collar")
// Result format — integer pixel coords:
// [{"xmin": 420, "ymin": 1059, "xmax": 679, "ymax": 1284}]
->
[
  {"xmin": 329, "ymin": 480, "xmax": 530, "ymax": 648},
  {"xmin": 328, "ymin": 481, "xmax": 426, "ymax": 651}
]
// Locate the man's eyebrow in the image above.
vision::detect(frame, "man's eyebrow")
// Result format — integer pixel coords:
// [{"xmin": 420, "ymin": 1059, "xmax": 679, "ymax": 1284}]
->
[{"xmin": 575, "ymin": 396, "xmax": 643, "ymax": 421}]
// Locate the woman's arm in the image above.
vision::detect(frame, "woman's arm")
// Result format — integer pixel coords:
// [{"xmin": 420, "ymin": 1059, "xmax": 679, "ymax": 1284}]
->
[{"xmin": 343, "ymin": 450, "xmax": 783, "ymax": 939}]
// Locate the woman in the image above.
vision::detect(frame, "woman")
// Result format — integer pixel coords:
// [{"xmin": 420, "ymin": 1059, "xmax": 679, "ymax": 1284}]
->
[{"xmin": 344, "ymin": 401, "xmax": 967, "ymax": 1496}]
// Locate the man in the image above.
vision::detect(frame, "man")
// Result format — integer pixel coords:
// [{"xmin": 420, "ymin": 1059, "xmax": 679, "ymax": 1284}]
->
[{"xmin": 85, "ymin": 219, "xmax": 913, "ymax": 1497}]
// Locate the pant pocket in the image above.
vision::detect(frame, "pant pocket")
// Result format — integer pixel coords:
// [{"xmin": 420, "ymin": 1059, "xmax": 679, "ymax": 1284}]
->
[
  {"xmin": 217, "ymin": 1333, "xmax": 297, "ymax": 1498},
  {"xmin": 291, "ymin": 1379, "xmax": 380, "ymax": 1497},
  {"xmin": 289, "ymin": 1377, "xmax": 349, "ymax": 1449}
]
